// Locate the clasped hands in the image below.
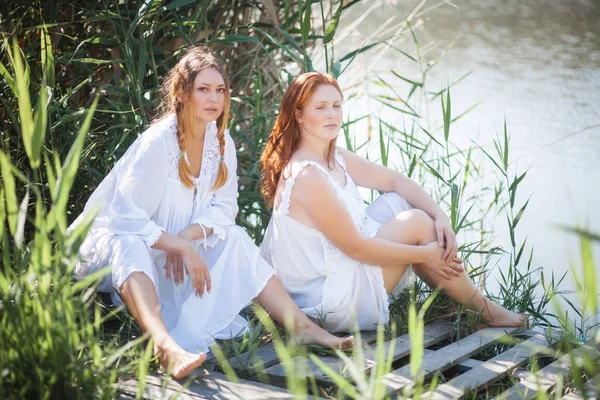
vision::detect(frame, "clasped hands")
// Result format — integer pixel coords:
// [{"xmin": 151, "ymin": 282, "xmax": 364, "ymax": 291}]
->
[
  {"xmin": 164, "ymin": 225, "xmax": 211, "ymax": 297},
  {"xmin": 426, "ymin": 215, "xmax": 463, "ymax": 281}
]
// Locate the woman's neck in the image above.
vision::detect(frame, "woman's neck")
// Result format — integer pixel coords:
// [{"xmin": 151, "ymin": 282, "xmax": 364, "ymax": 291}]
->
[
  {"xmin": 190, "ymin": 119, "xmax": 208, "ymax": 144},
  {"xmin": 298, "ymin": 134, "xmax": 330, "ymax": 163}
]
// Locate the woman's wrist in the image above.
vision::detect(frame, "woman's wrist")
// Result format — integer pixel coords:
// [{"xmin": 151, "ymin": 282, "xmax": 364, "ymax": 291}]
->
[
  {"xmin": 174, "ymin": 235, "xmax": 193, "ymax": 255},
  {"xmin": 432, "ymin": 210, "xmax": 449, "ymax": 222},
  {"xmin": 179, "ymin": 223, "xmax": 214, "ymax": 241}
]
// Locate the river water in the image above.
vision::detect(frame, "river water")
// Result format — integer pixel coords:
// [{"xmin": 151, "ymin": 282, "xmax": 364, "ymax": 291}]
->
[{"xmin": 333, "ymin": 0, "xmax": 600, "ymax": 330}]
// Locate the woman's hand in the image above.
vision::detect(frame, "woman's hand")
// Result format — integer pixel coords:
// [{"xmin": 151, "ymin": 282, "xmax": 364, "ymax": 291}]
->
[
  {"xmin": 179, "ymin": 243, "xmax": 211, "ymax": 297},
  {"xmin": 165, "ymin": 229, "xmax": 193, "ymax": 285},
  {"xmin": 164, "ymin": 230, "xmax": 211, "ymax": 296},
  {"xmin": 434, "ymin": 216, "xmax": 458, "ymax": 263},
  {"xmin": 425, "ymin": 241, "xmax": 464, "ymax": 280}
]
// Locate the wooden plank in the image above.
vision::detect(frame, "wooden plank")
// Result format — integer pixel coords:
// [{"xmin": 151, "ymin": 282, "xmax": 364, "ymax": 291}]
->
[
  {"xmin": 263, "ymin": 319, "xmax": 454, "ymax": 384},
  {"xmin": 118, "ymin": 370, "xmax": 314, "ymax": 399},
  {"xmin": 423, "ymin": 348, "xmax": 485, "ymax": 370},
  {"xmin": 206, "ymin": 331, "xmax": 374, "ymax": 375},
  {"xmin": 561, "ymin": 374, "xmax": 600, "ymax": 400},
  {"xmin": 423, "ymin": 330, "xmax": 560, "ymax": 400},
  {"xmin": 494, "ymin": 343, "xmax": 600, "ymax": 400},
  {"xmin": 381, "ymin": 326, "xmax": 522, "ymax": 395}
]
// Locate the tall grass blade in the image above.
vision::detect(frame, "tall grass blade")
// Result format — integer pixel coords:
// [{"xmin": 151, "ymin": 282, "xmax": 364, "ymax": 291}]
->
[
  {"xmin": 0, "ymin": 151, "xmax": 18, "ymax": 236},
  {"xmin": 323, "ymin": 0, "xmax": 344, "ymax": 44}
]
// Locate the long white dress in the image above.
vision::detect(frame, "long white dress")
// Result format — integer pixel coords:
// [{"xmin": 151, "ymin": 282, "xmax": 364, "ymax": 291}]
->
[
  {"xmin": 260, "ymin": 150, "xmax": 414, "ymax": 333},
  {"xmin": 68, "ymin": 114, "xmax": 274, "ymax": 353}
]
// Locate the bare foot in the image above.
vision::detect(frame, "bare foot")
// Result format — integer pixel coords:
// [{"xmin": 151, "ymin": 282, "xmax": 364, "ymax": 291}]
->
[
  {"xmin": 154, "ymin": 340, "xmax": 207, "ymax": 379},
  {"xmin": 482, "ymin": 303, "xmax": 528, "ymax": 328},
  {"xmin": 293, "ymin": 322, "xmax": 355, "ymax": 351}
]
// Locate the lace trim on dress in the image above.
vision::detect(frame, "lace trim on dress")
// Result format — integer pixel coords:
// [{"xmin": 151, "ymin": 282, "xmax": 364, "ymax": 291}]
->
[
  {"xmin": 200, "ymin": 122, "xmax": 221, "ymax": 183},
  {"xmin": 164, "ymin": 119, "xmax": 221, "ymax": 184}
]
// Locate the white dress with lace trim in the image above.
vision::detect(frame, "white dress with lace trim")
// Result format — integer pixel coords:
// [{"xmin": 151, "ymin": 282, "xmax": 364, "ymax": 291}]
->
[
  {"xmin": 260, "ymin": 150, "xmax": 414, "ymax": 333},
  {"xmin": 68, "ymin": 114, "xmax": 274, "ymax": 353}
]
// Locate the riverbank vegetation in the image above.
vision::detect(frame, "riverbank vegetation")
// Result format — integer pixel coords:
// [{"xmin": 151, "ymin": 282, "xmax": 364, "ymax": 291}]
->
[{"xmin": 0, "ymin": 0, "xmax": 597, "ymax": 398}]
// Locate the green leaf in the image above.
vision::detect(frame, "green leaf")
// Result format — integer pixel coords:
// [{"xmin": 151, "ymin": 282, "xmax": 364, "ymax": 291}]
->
[
  {"xmin": 337, "ymin": 40, "xmax": 381, "ymax": 63},
  {"xmin": 31, "ymin": 77, "xmax": 48, "ymax": 170},
  {"xmin": 323, "ymin": 0, "xmax": 344, "ymax": 44},
  {"xmin": 0, "ymin": 151, "xmax": 18, "ymax": 236},
  {"xmin": 163, "ymin": 0, "xmax": 197, "ymax": 10},
  {"xmin": 472, "ymin": 140, "xmax": 507, "ymax": 176},
  {"xmin": 253, "ymin": 27, "xmax": 304, "ymax": 65},
  {"xmin": 580, "ymin": 236, "xmax": 597, "ymax": 314},
  {"xmin": 390, "ymin": 70, "xmax": 423, "ymax": 87},
  {"xmin": 507, "ymin": 215, "xmax": 515, "ymax": 248},
  {"xmin": 49, "ymin": 96, "xmax": 99, "ymax": 231},
  {"xmin": 301, "ymin": 0, "xmax": 311, "ymax": 43},
  {"xmin": 309, "ymin": 353, "xmax": 359, "ymax": 398},
  {"xmin": 515, "ymin": 237, "xmax": 528, "ymax": 267},
  {"xmin": 41, "ymin": 27, "xmax": 55, "ymax": 88},
  {"xmin": 512, "ymin": 198, "xmax": 530, "ymax": 229},
  {"xmin": 0, "ymin": 188, "xmax": 5, "ymax": 241},
  {"xmin": 0, "ymin": 59, "xmax": 16, "ymax": 95},
  {"xmin": 503, "ymin": 117, "xmax": 509, "ymax": 171},
  {"xmin": 125, "ymin": 0, "xmax": 158, "ymax": 41},
  {"xmin": 408, "ymin": 154, "xmax": 417, "ymax": 178},
  {"xmin": 509, "ymin": 171, "xmax": 527, "ymax": 193},
  {"xmin": 12, "ymin": 38, "xmax": 35, "ymax": 167},
  {"xmin": 442, "ymin": 87, "xmax": 451, "ymax": 142},
  {"xmin": 379, "ymin": 118, "xmax": 388, "ymax": 167},
  {"xmin": 421, "ymin": 159, "xmax": 448, "ymax": 185}
]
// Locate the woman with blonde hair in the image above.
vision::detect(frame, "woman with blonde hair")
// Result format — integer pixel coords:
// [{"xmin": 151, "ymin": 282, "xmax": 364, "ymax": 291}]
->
[
  {"xmin": 260, "ymin": 72, "xmax": 527, "ymax": 333},
  {"xmin": 69, "ymin": 49, "xmax": 352, "ymax": 379}
]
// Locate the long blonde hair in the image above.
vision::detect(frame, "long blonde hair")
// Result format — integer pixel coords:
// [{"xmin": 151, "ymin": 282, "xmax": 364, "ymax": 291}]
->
[{"xmin": 160, "ymin": 47, "xmax": 230, "ymax": 190}]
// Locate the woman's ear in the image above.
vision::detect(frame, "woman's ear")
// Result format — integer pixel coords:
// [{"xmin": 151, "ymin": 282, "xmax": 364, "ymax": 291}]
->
[{"xmin": 295, "ymin": 108, "xmax": 302, "ymax": 124}]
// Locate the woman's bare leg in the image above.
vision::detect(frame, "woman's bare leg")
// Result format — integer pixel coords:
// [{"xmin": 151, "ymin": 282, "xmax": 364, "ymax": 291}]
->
[
  {"xmin": 254, "ymin": 276, "xmax": 354, "ymax": 350},
  {"xmin": 376, "ymin": 209, "xmax": 527, "ymax": 327},
  {"xmin": 120, "ymin": 272, "xmax": 206, "ymax": 378}
]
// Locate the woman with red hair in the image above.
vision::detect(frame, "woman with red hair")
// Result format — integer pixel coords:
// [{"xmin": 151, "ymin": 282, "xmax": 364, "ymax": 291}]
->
[
  {"xmin": 260, "ymin": 72, "xmax": 526, "ymax": 332},
  {"xmin": 69, "ymin": 49, "xmax": 352, "ymax": 379}
]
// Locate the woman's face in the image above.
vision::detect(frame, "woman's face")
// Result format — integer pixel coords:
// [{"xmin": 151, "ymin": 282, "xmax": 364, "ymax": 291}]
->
[
  {"xmin": 296, "ymin": 84, "xmax": 343, "ymax": 142},
  {"xmin": 190, "ymin": 68, "xmax": 226, "ymax": 123}
]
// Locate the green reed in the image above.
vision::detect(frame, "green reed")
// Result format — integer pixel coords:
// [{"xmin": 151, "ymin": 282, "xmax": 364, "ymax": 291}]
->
[{"xmin": 1, "ymin": 1, "xmax": 596, "ymax": 399}]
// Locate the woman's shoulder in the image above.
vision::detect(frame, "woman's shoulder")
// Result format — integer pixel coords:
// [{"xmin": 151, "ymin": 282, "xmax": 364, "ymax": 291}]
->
[{"xmin": 142, "ymin": 114, "xmax": 177, "ymax": 144}]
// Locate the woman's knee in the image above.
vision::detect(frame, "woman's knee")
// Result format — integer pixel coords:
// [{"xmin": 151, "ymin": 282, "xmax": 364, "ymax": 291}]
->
[
  {"xmin": 120, "ymin": 271, "xmax": 162, "ymax": 311},
  {"xmin": 396, "ymin": 209, "xmax": 436, "ymax": 243}
]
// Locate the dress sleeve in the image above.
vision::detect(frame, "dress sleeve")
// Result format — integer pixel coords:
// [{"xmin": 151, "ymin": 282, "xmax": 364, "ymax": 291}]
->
[
  {"xmin": 107, "ymin": 134, "xmax": 168, "ymax": 247},
  {"xmin": 191, "ymin": 130, "xmax": 239, "ymax": 249}
]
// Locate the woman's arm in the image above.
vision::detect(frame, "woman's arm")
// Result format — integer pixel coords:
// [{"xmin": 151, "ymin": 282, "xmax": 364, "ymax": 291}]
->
[
  {"xmin": 338, "ymin": 147, "xmax": 458, "ymax": 262},
  {"xmin": 338, "ymin": 147, "xmax": 446, "ymax": 220},
  {"xmin": 293, "ymin": 165, "xmax": 441, "ymax": 267}
]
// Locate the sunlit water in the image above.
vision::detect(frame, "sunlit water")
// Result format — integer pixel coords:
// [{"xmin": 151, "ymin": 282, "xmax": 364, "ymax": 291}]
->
[{"xmin": 332, "ymin": 0, "xmax": 600, "ymax": 331}]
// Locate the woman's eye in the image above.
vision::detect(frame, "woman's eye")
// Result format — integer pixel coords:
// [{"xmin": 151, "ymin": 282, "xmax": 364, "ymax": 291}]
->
[
  {"xmin": 198, "ymin": 87, "xmax": 207, "ymax": 91},
  {"xmin": 333, "ymin": 105, "xmax": 341, "ymax": 108},
  {"xmin": 218, "ymin": 88, "xmax": 225, "ymax": 93},
  {"xmin": 317, "ymin": 107, "xmax": 324, "ymax": 110}
]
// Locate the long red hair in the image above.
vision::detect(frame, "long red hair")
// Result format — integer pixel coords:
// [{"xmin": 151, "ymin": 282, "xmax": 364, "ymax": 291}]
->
[
  {"xmin": 260, "ymin": 72, "xmax": 343, "ymax": 207},
  {"xmin": 160, "ymin": 47, "xmax": 230, "ymax": 190}
]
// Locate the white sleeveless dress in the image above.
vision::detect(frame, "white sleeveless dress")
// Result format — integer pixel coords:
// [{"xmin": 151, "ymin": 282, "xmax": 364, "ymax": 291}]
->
[
  {"xmin": 68, "ymin": 115, "xmax": 274, "ymax": 353},
  {"xmin": 260, "ymin": 150, "xmax": 414, "ymax": 332}
]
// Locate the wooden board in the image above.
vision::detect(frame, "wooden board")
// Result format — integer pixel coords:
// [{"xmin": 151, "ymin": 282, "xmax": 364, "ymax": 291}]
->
[
  {"xmin": 561, "ymin": 374, "xmax": 600, "ymax": 400},
  {"xmin": 263, "ymin": 319, "xmax": 454, "ymax": 385},
  {"xmin": 422, "ymin": 330, "xmax": 560, "ymax": 400},
  {"xmin": 118, "ymin": 370, "xmax": 314, "ymax": 399},
  {"xmin": 494, "ymin": 343, "xmax": 600, "ymax": 400},
  {"xmin": 207, "ymin": 331, "xmax": 375, "ymax": 376},
  {"xmin": 381, "ymin": 326, "xmax": 522, "ymax": 395}
]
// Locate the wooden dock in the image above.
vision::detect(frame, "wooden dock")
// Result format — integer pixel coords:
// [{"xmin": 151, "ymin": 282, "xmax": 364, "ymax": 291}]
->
[{"xmin": 118, "ymin": 320, "xmax": 599, "ymax": 399}]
